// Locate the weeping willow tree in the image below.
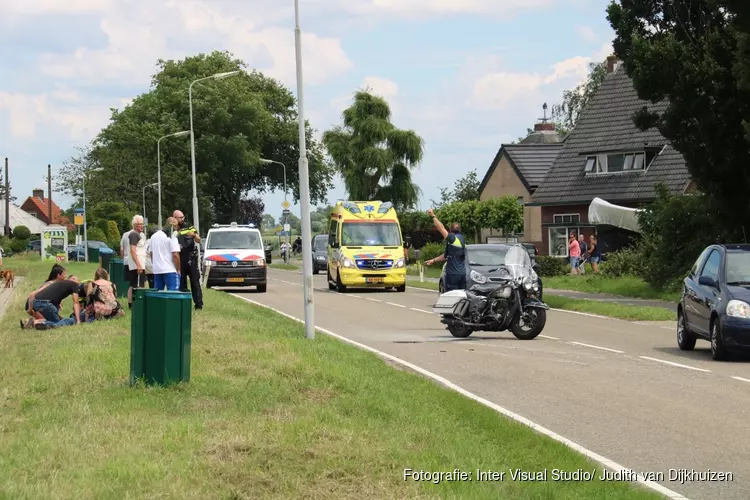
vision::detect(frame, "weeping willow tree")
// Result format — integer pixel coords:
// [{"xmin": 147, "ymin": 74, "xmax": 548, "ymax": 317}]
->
[{"xmin": 322, "ymin": 90, "xmax": 424, "ymax": 210}]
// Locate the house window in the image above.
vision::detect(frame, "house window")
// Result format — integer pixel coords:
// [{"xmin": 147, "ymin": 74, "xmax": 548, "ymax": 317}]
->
[
  {"xmin": 549, "ymin": 227, "xmax": 582, "ymax": 257},
  {"xmin": 553, "ymin": 214, "xmax": 580, "ymax": 224},
  {"xmin": 584, "ymin": 152, "xmax": 647, "ymax": 173}
]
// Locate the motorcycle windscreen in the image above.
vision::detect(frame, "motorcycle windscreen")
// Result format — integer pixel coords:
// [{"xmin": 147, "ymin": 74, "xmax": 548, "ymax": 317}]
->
[{"xmin": 504, "ymin": 244, "xmax": 535, "ymax": 280}]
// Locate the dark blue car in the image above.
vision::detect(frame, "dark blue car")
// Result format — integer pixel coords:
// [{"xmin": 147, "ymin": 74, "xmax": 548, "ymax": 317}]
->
[{"xmin": 678, "ymin": 244, "xmax": 750, "ymax": 360}]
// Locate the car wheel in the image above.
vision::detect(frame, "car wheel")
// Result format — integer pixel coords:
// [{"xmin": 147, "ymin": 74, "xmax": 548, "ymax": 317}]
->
[
  {"xmin": 257, "ymin": 284, "xmax": 267, "ymax": 293},
  {"xmin": 676, "ymin": 309, "xmax": 696, "ymax": 351},
  {"xmin": 327, "ymin": 269, "xmax": 335, "ymax": 290},
  {"xmin": 396, "ymin": 284, "xmax": 406, "ymax": 292},
  {"xmin": 336, "ymin": 273, "xmax": 347, "ymax": 293},
  {"xmin": 710, "ymin": 317, "xmax": 728, "ymax": 361}
]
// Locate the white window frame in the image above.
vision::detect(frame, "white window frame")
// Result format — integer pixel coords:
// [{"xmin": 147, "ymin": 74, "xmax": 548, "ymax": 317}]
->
[
  {"xmin": 584, "ymin": 151, "xmax": 647, "ymax": 174},
  {"xmin": 552, "ymin": 213, "xmax": 580, "ymax": 224},
  {"xmin": 549, "ymin": 227, "xmax": 582, "ymax": 257}
]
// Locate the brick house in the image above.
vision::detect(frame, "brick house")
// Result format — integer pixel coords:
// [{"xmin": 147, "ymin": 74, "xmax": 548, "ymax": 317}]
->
[
  {"xmin": 20, "ymin": 188, "xmax": 74, "ymax": 232},
  {"xmin": 478, "ymin": 117, "xmax": 564, "ymax": 251},
  {"xmin": 528, "ymin": 55, "xmax": 692, "ymax": 257}
]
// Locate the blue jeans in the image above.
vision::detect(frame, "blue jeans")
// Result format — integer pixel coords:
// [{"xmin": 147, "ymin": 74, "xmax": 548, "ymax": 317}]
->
[
  {"xmin": 33, "ymin": 300, "xmax": 76, "ymax": 328},
  {"xmin": 444, "ymin": 273, "xmax": 466, "ymax": 292},
  {"xmin": 154, "ymin": 272, "xmax": 179, "ymax": 291}
]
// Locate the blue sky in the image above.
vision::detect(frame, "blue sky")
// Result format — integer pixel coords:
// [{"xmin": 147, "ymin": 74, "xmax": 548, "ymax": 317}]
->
[{"xmin": 0, "ymin": 0, "xmax": 615, "ymax": 225}]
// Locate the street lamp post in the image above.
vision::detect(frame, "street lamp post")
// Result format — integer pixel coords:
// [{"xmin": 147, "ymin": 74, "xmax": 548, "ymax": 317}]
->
[
  {"xmin": 260, "ymin": 158, "xmax": 289, "ymax": 255},
  {"xmin": 294, "ymin": 0, "xmax": 315, "ymax": 339},
  {"xmin": 188, "ymin": 70, "xmax": 240, "ymax": 236},
  {"xmin": 83, "ymin": 167, "xmax": 104, "ymax": 263},
  {"xmin": 142, "ymin": 182, "xmax": 158, "ymax": 226},
  {"xmin": 157, "ymin": 131, "xmax": 190, "ymax": 228}
]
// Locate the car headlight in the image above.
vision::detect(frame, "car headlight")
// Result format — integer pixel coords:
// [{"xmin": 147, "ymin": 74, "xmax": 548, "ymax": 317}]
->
[
  {"xmin": 256, "ymin": 258, "xmax": 265, "ymax": 267},
  {"xmin": 470, "ymin": 270, "xmax": 488, "ymax": 284},
  {"xmin": 316, "ymin": 255, "xmax": 326, "ymax": 261},
  {"xmin": 342, "ymin": 257, "xmax": 354, "ymax": 268},
  {"xmin": 205, "ymin": 260, "xmax": 214, "ymax": 267},
  {"xmin": 727, "ymin": 299, "xmax": 750, "ymax": 318},
  {"xmin": 394, "ymin": 258, "xmax": 405, "ymax": 268}
]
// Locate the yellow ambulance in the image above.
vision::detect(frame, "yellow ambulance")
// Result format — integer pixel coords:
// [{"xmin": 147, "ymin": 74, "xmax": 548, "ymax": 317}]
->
[{"xmin": 326, "ymin": 200, "xmax": 407, "ymax": 292}]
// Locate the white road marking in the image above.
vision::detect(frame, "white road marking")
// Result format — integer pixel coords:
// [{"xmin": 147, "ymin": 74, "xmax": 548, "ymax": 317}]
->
[
  {"xmin": 364, "ymin": 297, "xmax": 381, "ymax": 303},
  {"xmin": 732, "ymin": 376, "xmax": 750, "ymax": 383},
  {"xmin": 539, "ymin": 334, "xmax": 559, "ymax": 340},
  {"xmin": 639, "ymin": 356, "xmax": 711, "ymax": 373},
  {"xmin": 568, "ymin": 341, "xmax": 625, "ymax": 354},
  {"xmin": 410, "ymin": 307, "xmax": 433, "ymax": 314},
  {"xmin": 229, "ymin": 293, "xmax": 691, "ymax": 500},
  {"xmin": 348, "ymin": 294, "xmax": 362, "ymax": 298},
  {"xmin": 386, "ymin": 302, "xmax": 406, "ymax": 308}
]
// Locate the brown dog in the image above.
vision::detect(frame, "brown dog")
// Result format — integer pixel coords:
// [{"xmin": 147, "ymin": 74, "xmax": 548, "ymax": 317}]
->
[{"xmin": 3, "ymin": 269, "xmax": 14, "ymax": 288}]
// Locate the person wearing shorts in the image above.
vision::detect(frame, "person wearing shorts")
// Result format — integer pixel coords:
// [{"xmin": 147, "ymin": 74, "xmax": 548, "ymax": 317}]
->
[
  {"xmin": 568, "ymin": 232, "xmax": 580, "ymax": 274},
  {"xmin": 127, "ymin": 215, "xmax": 147, "ymax": 307}
]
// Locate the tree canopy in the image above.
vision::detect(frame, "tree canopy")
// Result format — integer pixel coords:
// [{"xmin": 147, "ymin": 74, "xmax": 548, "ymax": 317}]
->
[
  {"xmin": 431, "ymin": 169, "xmax": 480, "ymax": 209},
  {"xmin": 551, "ymin": 61, "xmax": 607, "ymax": 134},
  {"xmin": 57, "ymin": 51, "xmax": 334, "ymax": 232},
  {"xmin": 322, "ymin": 90, "xmax": 425, "ymax": 211},
  {"xmin": 607, "ymin": 0, "xmax": 750, "ymax": 228}
]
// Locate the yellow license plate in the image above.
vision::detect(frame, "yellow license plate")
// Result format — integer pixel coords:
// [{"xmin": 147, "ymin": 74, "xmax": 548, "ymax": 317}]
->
[
  {"xmin": 366, "ymin": 278, "xmax": 384, "ymax": 284},
  {"xmin": 226, "ymin": 278, "xmax": 245, "ymax": 283}
]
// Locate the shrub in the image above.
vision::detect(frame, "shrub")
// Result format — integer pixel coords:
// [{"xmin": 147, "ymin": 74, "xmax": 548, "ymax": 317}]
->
[
  {"xmin": 12, "ymin": 225, "xmax": 30, "ymax": 240},
  {"xmin": 418, "ymin": 242, "xmax": 446, "ymax": 266},
  {"xmin": 87, "ymin": 227, "xmax": 107, "ymax": 243},
  {"xmin": 9, "ymin": 238, "xmax": 28, "ymax": 253},
  {"xmin": 601, "ymin": 246, "xmax": 642, "ymax": 278},
  {"xmin": 535, "ymin": 256, "xmax": 568, "ymax": 277}
]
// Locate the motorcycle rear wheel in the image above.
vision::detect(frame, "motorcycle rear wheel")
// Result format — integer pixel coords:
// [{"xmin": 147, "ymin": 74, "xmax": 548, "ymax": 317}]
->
[
  {"xmin": 510, "ymin": 308, "xmax": 546, "ymax": 340},
  {"xmin": 447, "ymin": 323, "xmax": 473, "ymax": 338}
]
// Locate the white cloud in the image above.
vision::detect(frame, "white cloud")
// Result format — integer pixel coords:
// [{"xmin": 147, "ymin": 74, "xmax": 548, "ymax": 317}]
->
[
  {"xmin": 0, "ymin": 0, "xmax": 108, "ymax": 15},
  {"xmin": 34, "ymin": 0, "xmax": 353, "ymax": 88},
  {"xmin": 341, "ymin": 0, "xmax": 557, "ymax": 17},
  {"xmin": 575, "ymin": 26, "xmax": 597, "ymax": 42}
]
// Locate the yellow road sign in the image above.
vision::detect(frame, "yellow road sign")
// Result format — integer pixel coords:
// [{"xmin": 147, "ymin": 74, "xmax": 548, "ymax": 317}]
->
[{"xmin": 281, "ymin": 200, "xmax": 290, "ymax": 210}]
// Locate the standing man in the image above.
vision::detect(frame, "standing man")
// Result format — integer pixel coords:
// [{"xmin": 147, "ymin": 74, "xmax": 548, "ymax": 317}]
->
[
  {"xmin": 120, "ymin": 225, "xmax": 132, "ymax": 286},
  {"xmin": 424, "ymin": 208, "xmax": 467, "ymax": 291},
  {"xmin": 172, "ymin": 210, "xmax": 203, "ymax": 310},
  {"xmin": 127, "ymin": 215, "xmax": 147, "ymax": 308},
  {"xmin": 148, "ymin": 217, "xmax": 181, "ymax": 291}
]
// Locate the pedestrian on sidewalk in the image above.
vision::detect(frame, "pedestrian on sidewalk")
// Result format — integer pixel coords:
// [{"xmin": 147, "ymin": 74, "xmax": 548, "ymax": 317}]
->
[
  {"xmin": 569, "ymin": 231, "xmax": 581, "ymax": 274},
  {"xmin": 578, "ymin": 234, "xmax": 588, "ymax": 274},
  {"xmin": 588, "ymin": 235, "xmax": 601, "ymax": 274}
]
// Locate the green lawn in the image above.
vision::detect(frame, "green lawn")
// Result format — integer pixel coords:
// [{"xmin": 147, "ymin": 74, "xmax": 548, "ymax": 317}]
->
[
  {"xmin": 407, "ymin": 264, "xmax": 442, "ymax": 279},
  {"xmin": 268, "ymin": 262, "xmax": 299, "ymax": 270},
  {"xmin": 0, "ymin": 256, "xmax": 660, "ymax": 499},
  {"xmin": 542, "ymin": 274, "xmax": 680, "ymax": 302}
]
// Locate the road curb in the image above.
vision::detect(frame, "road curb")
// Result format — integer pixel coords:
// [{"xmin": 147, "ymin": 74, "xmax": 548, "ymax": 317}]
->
[{"xmin": 230, "ymin": 291, "xmax": 691, "ymax": 500}]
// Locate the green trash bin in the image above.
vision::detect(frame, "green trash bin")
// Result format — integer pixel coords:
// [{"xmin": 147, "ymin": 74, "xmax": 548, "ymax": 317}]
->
[
  {"xmin": 87, "ymin": 246, "xmax": 100, "ymax": 264},
  {"xmin": 100, "ymin": 253, "xmax": 112, "ymax": 273},
  {"xmin": 108, "ymin": 259, "xmax": 128, "ymax": 299},
  {"xmin": 130, "ymin": 290, "xmax": 192, "ymax": 387}
]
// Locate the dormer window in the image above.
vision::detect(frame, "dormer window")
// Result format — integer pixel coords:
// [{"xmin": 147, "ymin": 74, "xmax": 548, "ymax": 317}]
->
[{"xmin": 583, "ymin": 151, "xmax": 649, "ymax": 174}]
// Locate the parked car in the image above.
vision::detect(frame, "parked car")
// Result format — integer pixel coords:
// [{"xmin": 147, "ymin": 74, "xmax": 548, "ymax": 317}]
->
[
  {"xmin": 69, "ymin": 240, "xmax": 115, "ymax": 261},
  {"xmin": 678, "ymin": 243, "xmax": 750, "ymax": 360},
  {"xmin": 312, "ymin": 234, "xmax": 328, "ymax": 274},
  {"xmin": 27, "ymin": 240, "xmax": 41, "ymax": 253},
  {"xmin": 438, "ymin": 243, "xmax": 543, "ymax": 299}
]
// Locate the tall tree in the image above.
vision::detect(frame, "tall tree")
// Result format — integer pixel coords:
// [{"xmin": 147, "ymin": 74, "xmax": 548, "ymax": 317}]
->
[
  {"xmin": 57, "ymin": 51, "xmax": 334, "ymax": 232},
  {"xmin": 431, "ymin": 169, "xmax": 481, "ymax": 208},
  {"xmin": 322, "ymin": 90, "xmax": 425, "ymax": 211},
  {"xmin": 607, "ymin": 0, "xmax": 750, "ymax": 228},
  {"xmin": 551, "ymin": 61, "xmax": 607, "ymax": 132},
  {"xmin": 238, "ymin": 196, "xmax": 264, "ymax": 226}
]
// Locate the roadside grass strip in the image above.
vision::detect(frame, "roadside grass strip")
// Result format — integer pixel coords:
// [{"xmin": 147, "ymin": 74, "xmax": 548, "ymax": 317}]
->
[
  {"xmin": 544, "ymin": 295, "xmax": 675, "ymax": 322},
  {"xmin": 542, "ymin": 274, "xmax": 679, "ymax": 302},
  {"xmin": 268, "ymin": 262, "xmax": 299, "ymax": 270},
  {"xmin": 0, "ymin": 258, "xmax": 662, "ymax": 499}
]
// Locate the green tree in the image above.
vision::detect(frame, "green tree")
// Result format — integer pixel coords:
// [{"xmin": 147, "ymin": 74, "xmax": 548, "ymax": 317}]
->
[
  {"xmin": 322, "ymin": 90, "xmax": 425, "ymax": 211},
  {"xmin": 606, "ymin": 0, "xmax": 750, "ymax": 228},
  {"xmin": 12, "ymin": 225, "xmax": 30, "ymax": 240},
  {"xmin": 476, "ymin": 197, "xmax": 524, "ymax": 235},
  {"xmin": 262, "ymin": 214, "xmax": 276, "ymax": 230},
  {"xmin": 431, "ymin": 169, "xmax": 481, "ymax": 208},
  {"xmin": 551, "ymin": 61, "xmax": 607, "ymax": 133},
  {"xmin": 57, "ymin": 51, "xmax": 334, "ymax": 231}
]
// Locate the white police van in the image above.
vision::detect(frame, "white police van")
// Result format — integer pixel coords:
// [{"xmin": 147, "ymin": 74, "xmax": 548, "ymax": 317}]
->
[{"xmin": 201, "ymin": 222, "xmax": 267, "ymax": 292}]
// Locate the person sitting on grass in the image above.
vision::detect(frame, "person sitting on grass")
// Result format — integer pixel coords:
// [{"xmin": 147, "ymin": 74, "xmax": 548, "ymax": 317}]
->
[
  {"xmin": 22, "ymin": 276, "xmax": 82, "ymax": 330},
  {"xmin": 23, "ymin": 264, "xmax": 68, "ymax": 322},
  {"xmin": 84, "ymin": 268, "xmax": 124, "ymax": 321}
]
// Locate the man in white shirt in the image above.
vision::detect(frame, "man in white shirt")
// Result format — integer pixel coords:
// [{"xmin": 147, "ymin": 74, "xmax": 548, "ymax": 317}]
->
[
  {"xmin": 120, "ymin": 228, "xmax": 132, "ymax": 283},
  {"xmin": 127, "ymin": 215, "xmax": 147, "ymax": 307},
  {"xmin": 148, "ymin": 217, "xmax": 181, "ymax": 291}
]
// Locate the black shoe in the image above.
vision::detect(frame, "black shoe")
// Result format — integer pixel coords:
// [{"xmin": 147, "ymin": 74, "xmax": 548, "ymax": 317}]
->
[{"xmin": 195, "ymin": 305, "xmax": 203, "ymax": 310}]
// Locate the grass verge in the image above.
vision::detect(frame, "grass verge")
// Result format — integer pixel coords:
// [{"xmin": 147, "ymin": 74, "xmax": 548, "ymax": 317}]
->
[
  {"xmin": 543, "ymin": 274, "xmax": 679, "ymax": 302},
  {"xmin": 0, "ymin": 256, "xmax": 661, "ymax": 499},
  {"xmin": 544, "ymin": 295, "xmax": 675, "ymax": 321},
  {"xmin": 268, "ymin": 262, "xmax": 299, "ymax": 270},
  {"xmin": 407, "ymin": 264, "xmax": 442, "ymax": 279}
]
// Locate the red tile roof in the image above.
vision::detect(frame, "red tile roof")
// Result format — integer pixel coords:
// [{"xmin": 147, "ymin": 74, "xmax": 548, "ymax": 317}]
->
[{"xmin": 21, "ymin": 196, "xmax": 72, "ymax": 228}]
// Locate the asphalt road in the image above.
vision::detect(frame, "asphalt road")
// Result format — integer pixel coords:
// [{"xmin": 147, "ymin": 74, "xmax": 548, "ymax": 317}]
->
[{"xmin": 226, "ymin": 269, "xmax": 750, "ymax": 500}]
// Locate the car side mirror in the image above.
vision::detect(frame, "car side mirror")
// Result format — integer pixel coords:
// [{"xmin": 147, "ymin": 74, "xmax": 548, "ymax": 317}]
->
[{"xmin": 698, "ymin": 276, "xmax": 718, "ymax": 288}]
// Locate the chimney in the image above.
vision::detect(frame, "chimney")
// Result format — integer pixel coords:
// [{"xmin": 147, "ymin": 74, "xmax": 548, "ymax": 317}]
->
[
  {"xmin": 534, "ymin": 122, "xmax": 556, "ymax": 132},
  {"xmin": 607, "ymin": 54, "xmax": 619, "ymax": 73},
  {"xmin": 33, "ymin": 188, "xmax": 44, "ymax": 199}
]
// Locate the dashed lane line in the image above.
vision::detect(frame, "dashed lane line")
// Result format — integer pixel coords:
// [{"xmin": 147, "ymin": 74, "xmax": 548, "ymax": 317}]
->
[
  {"xmin": 639, "ymin": 356, "xmax": 711, "ymax": 373},
  {"xmin": 568, "ymin": 341, "xmax": 625, "ymax": 354}
]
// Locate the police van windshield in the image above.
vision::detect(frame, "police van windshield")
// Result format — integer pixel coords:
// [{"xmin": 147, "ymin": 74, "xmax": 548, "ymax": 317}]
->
[
  {"xmin": 341, "ymin": 222, "xmax": 401, "ymax": 246},
  {"xmin": 207, "ymin": 231, "xmax": 262, "ymax": 250}
]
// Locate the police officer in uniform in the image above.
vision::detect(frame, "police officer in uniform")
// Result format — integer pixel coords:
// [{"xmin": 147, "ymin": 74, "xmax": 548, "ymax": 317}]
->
[
  {"xmin": 424, "ymin": 208, "xmax": 467, "ymax": 291},
  {"xmin": 172, "ymin": 210, "xmax": 203, "ymax": 309}
]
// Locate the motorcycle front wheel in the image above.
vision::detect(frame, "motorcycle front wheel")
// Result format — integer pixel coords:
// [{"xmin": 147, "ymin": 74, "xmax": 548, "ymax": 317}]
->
[{"xmin": 510, "ymin": 308, "xmax": 547, "ymax": 340}]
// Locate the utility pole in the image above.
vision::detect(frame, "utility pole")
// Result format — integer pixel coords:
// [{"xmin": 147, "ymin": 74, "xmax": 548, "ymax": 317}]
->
[
  {"xmin": 4, "ymin": 158, "xmax": 9, "ymax": 236},
  {"xmin": 47, "ymin": 164, "xmax": 52, "ymax": 225}
]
